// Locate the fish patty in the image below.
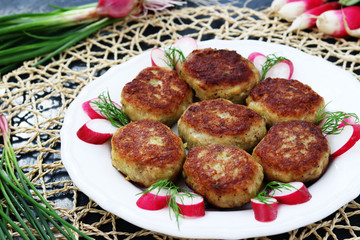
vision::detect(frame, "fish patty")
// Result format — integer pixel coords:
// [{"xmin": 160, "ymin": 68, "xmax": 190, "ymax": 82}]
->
[
  {"xmin": 183, "ymin": 144, "xmax": 264, "ymax": 208},
  {"xmin": 177, "ymin": 98, "xmax": 266, "ymax": 151},
  {"xmin": 246, "ymin": 78, "xmax": 325, "ymax": 127},
  {"xmin": 180, "ymin": 48, "xmax": 260, "ymax": 104},
  {"xmin": 252, "ymin": 120, "xmax": 330, "ymax": 183},
  {"xmin": 111, "ymin": 119, "xmax": 186, "ymax": 187},
  {"xmin": 121, "ymin": 66, "xmax": 193, "ymax": 126}
]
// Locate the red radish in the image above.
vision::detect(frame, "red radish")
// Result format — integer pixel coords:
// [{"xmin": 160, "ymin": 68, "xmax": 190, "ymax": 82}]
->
[
  {"xmin": 271, "ymin": 0, "xmax": 302, "ymax": 12},
  {"xmin": 269, "ymin": 181, "xmax": 312, "ymax": 205},
  {"xmin": 136, "ymin": 188, "xmax": 169, "ymax": 210},
  {"xmin": 326, "ymin": 124, "xmax": 360, "ymax": 159},
  {"xmin": 173, "ymin": 36, "xmax": 198, "ymax": 57},
  {"xmin": 316, "ymin": 6, "xmax": 360, "ymax": 37},
  {"xmin": 76, "ymin": 118, "xmax": 118, "ymax": 144},
  {"xmin": 251, "ymin": 197, "xmax": 278, "ymax": 222},
  {"xmin": 278, "ymin": 0, "xmax": 326, "ymax": 21},
  {"xmin": 82, "ymin": 98, "xmax": 122, "ymax": 119},
  {"xmin": 248, "ymin": 52, "xmax": 294, "ymax": 79},
  {"xmin": 288, "ymin": 2, "xmax": 341, "ymax": 32},
  {"xmin": 248, "ymin": 52, "xmax": 267, "ymax": 72},
  {"xmin": 175, "ymin": 192, "xmax": 205, "ymax": 217},
  {"xmin": 150, "ymin": 48, "xmax": 170, "ymax": 68}
]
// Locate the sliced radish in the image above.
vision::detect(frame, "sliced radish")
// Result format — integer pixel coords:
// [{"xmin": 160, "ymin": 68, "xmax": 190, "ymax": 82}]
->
[
  {"xmin": 248, "ymin": 52, "xmax": 267, "ymax": 73},
  {"xmin": 136, "ymin": 188, "xmax": 170, "ymax": 210},
  {"xmin": 248, "ymin": 52, "xmax": 294, "ymax": 79},
  {"xmin": 269, "ymin": 181, "xmax": 311, "ymax": 205},
  {"xmin": 265, "ymin": 59, "xmax": 294, "ymax": 79},
  {"xmin": 175, "ymin": 192, "xmax": 205, "ymax": 217},
  {"xmin": 76, "ymin": 118, "xmax": 118, "ymax": 144},
  {"xmin": 82, "ymin": 99, "xmax": 106, "ymax": 119},
  {"xmin": 82, "ymin": 98, "xmax": 122, "ymax": 119},
  {"xmin": 150, "ymin": 48, "xmax": 170, "ymax": 68},
  {"xmin": 251, "ymin": 197, "xmax": 278, "ymax": 222},
  {"xmin": 173, "ymin": 36, "xmax": 198, "ymax": 57},
  {"xmin": 326, "ymin": 124, "xmax": 360, "ymax": 159}
]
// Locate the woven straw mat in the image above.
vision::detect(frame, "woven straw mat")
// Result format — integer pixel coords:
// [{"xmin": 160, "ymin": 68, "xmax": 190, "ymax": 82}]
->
[{"xmin": 1, "ymin": 4, "xmax": 360, "ymax": 240}]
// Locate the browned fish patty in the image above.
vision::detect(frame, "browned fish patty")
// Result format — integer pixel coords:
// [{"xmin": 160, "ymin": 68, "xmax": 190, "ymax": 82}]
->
[
  {"xmin": 252, "ymin": 120, "xmax": 330, "ymax": 183},
  {"xmin": 246, "ymin": 78, "xmax": 325, "ymax": 127},
  {"xmin": 183, "ymin": 144, "xmax": 264, "ymax": 208},
  {"xmin": 177, "ymin": 98, "xmax": 266, "ymax": 151},
  {"xmin": 121, "ymin": 66, "xmax": 193, "ymax": 126},
  {"xmin": 111, "ymin": 119, "xmax": 186, "ymax": 187},
  {"xmin": 180, "ymin": 48, "xmax": 260, "ymax": 104}
]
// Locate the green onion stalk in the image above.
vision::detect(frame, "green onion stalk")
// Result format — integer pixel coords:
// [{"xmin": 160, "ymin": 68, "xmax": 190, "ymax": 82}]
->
[
  {"xmin": 0, "ymin": 114, "xmax": 92, "ymax": 239},
  {"xmin": 0, "ymin": 0, "xmax": 186, "ymax": 75}
]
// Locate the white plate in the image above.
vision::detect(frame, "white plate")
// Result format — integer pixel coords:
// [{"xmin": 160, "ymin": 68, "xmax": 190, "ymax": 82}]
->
[{"xmin": 61, "ymin": 40, "xmax": 360, "ymax": 239}]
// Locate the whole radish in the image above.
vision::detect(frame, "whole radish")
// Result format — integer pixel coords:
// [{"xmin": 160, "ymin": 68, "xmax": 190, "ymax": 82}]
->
[
  {"xmin": 278, "ymin": 0, "xmax": 326, "ymax": 21},
  {"xmin": 271, "ymin": 0, "xmax": 302, "ymax": 12},
  {"xmin": 288, "ymin": 2, "xmax": 341, "ymax": 32},
  {"xmin": 316, "ymin": 6, "xmax": 360, "ymax": 37}
]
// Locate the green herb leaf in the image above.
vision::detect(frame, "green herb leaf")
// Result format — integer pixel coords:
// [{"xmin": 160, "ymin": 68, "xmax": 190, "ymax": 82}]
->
[
  {"xmin": 90, "ymin": 91, "xmax": 130, "ymax": 128},
  {"xmin": 139, "ymin": 179, "xmax": 197, "ymax": 228},
  {"xmin": 339, "ymin": 0, "xmax": 360, "ymax": 6},
  {"xmin": 255, "ymin": 181, "xmax": 298, "ymax": 205},
  {"xmin": 164, "ymin": 46, "xmax": 185, "ymax": 71},
  {"xmin": 261, "ymin": 53, "xmax": 289, "ymax": 81},
  {"xmin": 317, "ymin": 103, "xmax": 359, "ymax": 135}
]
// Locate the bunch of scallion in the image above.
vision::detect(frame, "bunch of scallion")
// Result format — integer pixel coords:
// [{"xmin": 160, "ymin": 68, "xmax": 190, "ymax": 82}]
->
[
  {"xmin": 0, "ymin": 0, "xmax": 186, "ymax": 75},
  {"xmin": 0, "ymin": 114, "xmax": 92, "ymax": 239}
]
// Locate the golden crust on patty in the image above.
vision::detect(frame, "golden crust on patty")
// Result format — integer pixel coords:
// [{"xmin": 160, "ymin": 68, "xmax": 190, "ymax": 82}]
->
[
  {"xmin": 183, "ymin": 144, "xmax": 264, "ymax": 208},
  {"xmin": 121, "ymin": 66, "xmax": 193, "ymax": 126},
  {"xmin": 180, "ymin": 48, "xmax": 260, "ymax": 104},
  {"xmin": 111, "ymin": 119, "xmax": 186, "ymax": 187},
  {"xmin": 252, "ymin": 120, "xmax": 330, "ymax": 183},
  {"xmin": 177, "ymin": 98, "xmax": 266, "ymax": 151},
  {"xmin": 246, "ymin": 78, "xmax": 325, "ymax": 127}
]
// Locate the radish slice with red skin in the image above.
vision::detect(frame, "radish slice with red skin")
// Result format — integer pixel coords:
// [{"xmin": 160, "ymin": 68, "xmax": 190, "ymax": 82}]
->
[
  {"xmin": 269, "ymin": 181, "xmax": 312, "ymax": 205},
  {"xmin": 248, "ymin": 52, "xmax": 266, "ymax": 73},
  {"xmin": 82, "ymin": 100, "xmax": 106, "ymax": 119},
  {"xmin": 265, "ymin": 60, "xmax": 294, "ymax": 79},
  {"xmin": 326, "ymin": 124, "xmax": 360, "ymax": 159},
  {"xmin": 136, "ymin": 188, "xmax": 169, "ymax": 210},
  {"xmin": 175, "ymin": 192, "xmax": 205, "ymax": 217},
  {"xmin": 248, "ymin": 52, "xmax": 294, "ymax": 79},
  {"xmin": 76, "ymin": 118, "xmax": 118, "ymax": 145},
  {"xmin": 150, "ymin": 48, "xmax": 170, "ymax": 68},
  {"xmin": 173, "ymin": 36, "xmax": 198, "ymax": 57},
  {"xmin": 251, "ymin": 197, "xmax": 278, "ymax": 222},
  {"xmin": 82, "ymin": 98, "xmax": 122, "ymax": 119}
]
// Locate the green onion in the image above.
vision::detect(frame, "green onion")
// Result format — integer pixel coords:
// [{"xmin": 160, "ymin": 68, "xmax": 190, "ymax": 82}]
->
[
  {"xmin": 0, "ymin": 114, "xmax": 92, "ymax": 239},
  {"xmin": 0, "ymin": 0, "xmax": 186, "ymax": 75}
]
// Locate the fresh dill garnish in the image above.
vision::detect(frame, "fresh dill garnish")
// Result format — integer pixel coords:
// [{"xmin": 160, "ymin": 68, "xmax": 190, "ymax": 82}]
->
[
  {"xmin": 90, "ymin": 91, "xmax": 130, "ymax": 128},
  {"xmin": 164, "ymin": 46, "xmax": 185, "ymax": 71},
  {"xmin": 317, "ymin": 103, "xmax": 359, "ymax": 135},
  {"xmin": 261, "ymin": 53, "xmax": 290, "ymax": 81},
  {"xmin": 255, "ymin": 181, "xmax": 298, "ymax": 205},
  {"xmin": 138, "ymin": 179, "xmax": 197, "ymax": 228}
]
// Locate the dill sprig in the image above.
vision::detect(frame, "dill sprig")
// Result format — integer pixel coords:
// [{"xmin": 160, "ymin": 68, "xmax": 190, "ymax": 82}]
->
[
  {"xmin": 255, "ymin": 181, "xmax": 297, "ymax": 205},
  {"xmin": 317, "ymin": 103, "xmax": 359, "ymax": 135},
  {"xmin": 90, "ymin": 91, "xmax": 130, "ymax": 128},
  {"xmin": 164, "ymin": 46, "xmax": 185, "ymax": 71},
  {"xmin": 139, "ymin": 179, "xmax": 197, "ymax": 228},
  {"xmin": 261, "ymin": 53, "xmax": 290, "ymax": 81}
]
